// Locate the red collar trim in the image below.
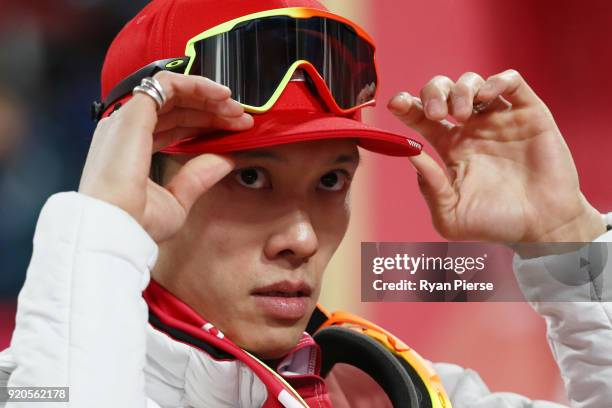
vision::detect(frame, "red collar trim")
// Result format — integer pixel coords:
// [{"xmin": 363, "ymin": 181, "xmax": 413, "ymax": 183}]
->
[
  {"xmin": 143, "ymin": 278, "xmax": 205, "ymax": 327},
  {"xmin": 143, "ymin": 278, "xmax": 331, "ymax": 407}
]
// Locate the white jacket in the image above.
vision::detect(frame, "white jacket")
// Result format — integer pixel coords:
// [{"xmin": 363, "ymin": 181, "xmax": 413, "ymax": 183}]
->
[{"xmin": 0, "ymin": 192, "xmax": 611, "ymax": 407}]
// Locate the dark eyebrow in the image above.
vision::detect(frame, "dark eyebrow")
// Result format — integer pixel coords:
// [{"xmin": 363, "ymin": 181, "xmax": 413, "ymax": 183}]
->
[
  {"xmin": 230, "ymin": 150, "xmax": 288, "ymax": 163},
  {"xmin": 333, "ymin": 151, "xmax": 361, "ymax": 166}
]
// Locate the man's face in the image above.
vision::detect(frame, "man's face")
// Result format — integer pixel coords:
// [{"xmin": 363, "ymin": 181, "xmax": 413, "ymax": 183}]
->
[{"xmin": 153, "ymin": 139, "xmax": 359, "ymax": 359}]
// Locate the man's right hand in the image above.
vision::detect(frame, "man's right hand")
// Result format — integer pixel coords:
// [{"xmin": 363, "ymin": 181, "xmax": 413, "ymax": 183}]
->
[{"xmin": 78, "ymin": 71, "xmax": 254, "ymax": 242}]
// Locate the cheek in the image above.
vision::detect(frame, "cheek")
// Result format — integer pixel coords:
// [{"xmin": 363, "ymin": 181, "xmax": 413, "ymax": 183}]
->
[
  {"xmin": 174, "ymin": 198, "xmax": 269, "ymax": 338},
  {"xmin": 314, "ymin": 193, "xmax": 351, "ymax": 249},
  {"xmin": 185, "ymin": 188, "xmax": 263, "ymax": 255},
  {"xmin": 308, "ymin": 194, "xmax": 351, "ymax": 292},
  {"xmin": 186, "ymin": 201, "xmax": 261, "ymax": 278},
  {"xmin": 178, "ymin": 193, "xmax": 265, "ymax": 298}
]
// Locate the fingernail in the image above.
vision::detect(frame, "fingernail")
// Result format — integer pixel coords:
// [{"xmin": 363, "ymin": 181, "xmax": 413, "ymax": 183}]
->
[
  {"xmin": 388, "ymin": 92, "xmax": 410, "ymax": 114},
  {"xmin": 218, "ymin": 101, "xmax": 238, "ymax": 116},
  {"xmin": 399, "ymin": 91, "xmax": 411, "ymax": 100},
  {"xmin": 244, "ymin": 113, "xmax": 255, "ymax": 126},
  {"xmin": 452, "ymin": 96, "xmax": 468, "ymax": 112},
  {"xmin": 426, "ymin": 99, "xmax": 443, "ymax": 116},
  {"xmin": 211, "ymin": 155, "xmax": 235, "ymax": 172},
  {"xmin": 479, "ymin": 83, "xmax": 493, "ymax": 94}
]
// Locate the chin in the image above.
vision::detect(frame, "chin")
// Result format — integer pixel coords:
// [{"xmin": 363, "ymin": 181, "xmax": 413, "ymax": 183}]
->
[{"xmin": 240, "ymin": 324, "xmax": 305, "ymax": 360}]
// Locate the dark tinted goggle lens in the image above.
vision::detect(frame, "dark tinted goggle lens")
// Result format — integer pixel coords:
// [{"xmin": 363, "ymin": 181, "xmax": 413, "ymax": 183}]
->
[{"xmin": 189, "ymin": 15, "xmax": 377, "ymax": 110}]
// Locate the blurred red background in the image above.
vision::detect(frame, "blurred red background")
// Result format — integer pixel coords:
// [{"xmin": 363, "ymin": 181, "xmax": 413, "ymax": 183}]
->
[{"xmin": 364, "ymin": 0, "xmax": 612, "ymax": 403}]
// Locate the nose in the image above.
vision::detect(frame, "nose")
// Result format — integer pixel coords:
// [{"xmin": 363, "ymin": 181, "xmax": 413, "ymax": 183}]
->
[{"xmin": 264, "ymin": 210, "xmax": 319, "ymax": 267}]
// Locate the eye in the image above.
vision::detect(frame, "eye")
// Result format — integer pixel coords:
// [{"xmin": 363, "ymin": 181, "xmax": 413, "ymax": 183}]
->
[
  {"xmin": 318, "ymin": 170, "xmax": 350, "ymax": 191},
  {"xmin": 234, "ymin": 167, "xmax": 270, "ymax": 189}
]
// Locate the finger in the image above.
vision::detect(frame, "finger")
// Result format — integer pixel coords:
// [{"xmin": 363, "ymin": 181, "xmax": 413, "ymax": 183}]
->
[
  {"xmin": 387, "ymin": 91, "xmax": 454, "ymax": 149},
  {"xmin": 206, "ymin": 98, "xmax": 246, "ymax": 117},
  {"xmin": 155, "ymin": 107, "xmax": 254, "ymax": 134},
  {"xmin": 476, "ymin": 69, "xmax": 541, "ymax": 108},
  {"xmin": 152, "ymin": 113, "xmax": 255, "ymax": 153},
  {"xmin": 449, "ymin": 72, "xmax": 485, "ymax": 122},
  {"xmin": 165, "ymin": 154, "xmax": 235, "ymax": 215},
  {"xmin": 153, "ymin": 71, "xmax": 234, "ymax": 113},
  {"xmin": 103, "ymin": 72, "xmax": 236, "ymax": 150},
  {"xmin": 473, "ymin": 95, "xmax": 513, "ymax": 115},
  {"xmin": 165, "ymin": 96, "xmax": 246, "ymax": 119},
  {"xmin": 111, "ymin": 92, "xmax": 160, "ymax": 141},
  {"xmin": 88, "ymin": 93, "xmax": 161, "ymax": 185},
  {"xmin": 420, "ymin": 75, "xmax": 454, "ymax": 121},
  {"xmin": 408, "ymin": 150, "xmax": 457, "ymax": 221},
  {"xmin": 153, "ymin": 128, "xmax": 200, "ymax": 153}
]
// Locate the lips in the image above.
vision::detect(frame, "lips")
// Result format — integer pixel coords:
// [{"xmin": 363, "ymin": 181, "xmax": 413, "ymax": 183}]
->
[
  {"xmin": 251, "ymin": 281, "xmax": 312, "ymax": 320},
  {"xmin": 251, "ymin": 280, "xmax": 312, "ymax": 297},
  {"xmin": 257, "ymin": 291, "xmax": 305, "ymax": 297}
]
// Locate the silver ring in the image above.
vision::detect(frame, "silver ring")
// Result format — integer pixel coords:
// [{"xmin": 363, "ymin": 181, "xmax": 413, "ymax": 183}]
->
[
  {"xmin": 472, "ymin": 100, "xmax": 492, "ymax": 114},
  {"xmin": 141, "ymin": 77, "xmax": 167, "ymax": 106},
  {"xmin": 132, "ymin": 77, "xmax": 166, "ymax": 111},
  {"xmin": 133, "ymin": 85, "xmax": 163, "ymax": 110}
]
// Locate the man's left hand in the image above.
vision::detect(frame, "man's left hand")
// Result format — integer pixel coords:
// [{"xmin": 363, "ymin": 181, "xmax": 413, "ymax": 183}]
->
[{"xmin": 388, "ymin": 69, "xmax": 605, "ymax": 243}]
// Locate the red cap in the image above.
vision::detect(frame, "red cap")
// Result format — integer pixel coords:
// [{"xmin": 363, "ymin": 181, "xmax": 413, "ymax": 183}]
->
[{"xmin": 101, "ymin": 0, "xmax": 422, "ymax": 157}]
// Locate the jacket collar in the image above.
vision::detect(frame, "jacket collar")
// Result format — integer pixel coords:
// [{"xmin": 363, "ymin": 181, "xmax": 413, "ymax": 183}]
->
[{"xmin": 142, "ymin": 279, "xmax": 331, "ymax": 407}]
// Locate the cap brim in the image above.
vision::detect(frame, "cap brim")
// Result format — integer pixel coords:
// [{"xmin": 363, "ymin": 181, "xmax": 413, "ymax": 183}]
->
[{"xmin": 159, "ymin": 110, "xmax": 422, "ymax": 157}]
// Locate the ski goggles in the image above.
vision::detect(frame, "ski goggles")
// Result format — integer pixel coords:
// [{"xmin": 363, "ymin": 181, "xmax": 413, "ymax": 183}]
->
[
  {"xmin": 315, "ymin": 308, "xmax": 453, "ymax": 408},
  {"xmin": 92, "ymin": 7, "xmax": 379, "ymax": 121}
]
